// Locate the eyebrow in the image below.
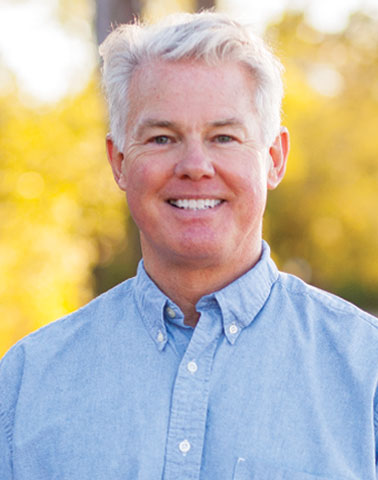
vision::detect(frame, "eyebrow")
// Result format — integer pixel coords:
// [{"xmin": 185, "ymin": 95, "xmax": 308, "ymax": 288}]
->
[
  {"xmin": 135, "ymin": 119, "xmax": 179, "ymax": 137},
  {"xmin": 209, "ymin": 118, "xmax": 245, "ymax": 128},
  {"xmin": 135, "ymin": 117, "xmax": 245, "ymax": 137}
]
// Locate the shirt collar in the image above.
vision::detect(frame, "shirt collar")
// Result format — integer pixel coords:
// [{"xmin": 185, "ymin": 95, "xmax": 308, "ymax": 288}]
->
[
  {"xmin": 133, "ymin": 240, "xmax": 278, "ymax": 350},
  {"xmin": 133, "ymin": 261, "xmax": 171, "ymax": 351},
  {"xmin": 206, "ymin": 241, "xmax": 278, "ymax": 344}
]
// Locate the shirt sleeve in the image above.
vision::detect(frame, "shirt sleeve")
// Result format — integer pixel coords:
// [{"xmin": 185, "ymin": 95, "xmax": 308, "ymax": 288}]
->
[
  {"xmin": 0, "ymin": 344, "xmax": 26, "ymax": 480},
  {"xmin": 0, "ymin": 408, "xmax": 12, "ymax": 479},
  {"xmin": 375, "ymin": 395, "xmax": 378, "ymax": 480}
]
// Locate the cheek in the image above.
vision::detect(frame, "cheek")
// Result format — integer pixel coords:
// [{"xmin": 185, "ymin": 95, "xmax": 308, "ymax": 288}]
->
[
  {"xmin": 123, "ymin": 166, "xmax": 149, "ymax": 223},
  {"xmin": 230, "ymin": 167, "xmax": 269, "ymax": 221},
  {"xmin": 124, "ymin": 152, "xmax": 173, "ymax": 191},
  {"xmin": 124, "ymin": 162, "xmax": 153, "ymax": 197},
  {"xmin": 225, "ymin": 157, "xmax": 268, "ymax": 198},
  {"xmin": 124, "ymin": 161, "xmax": 167, "ymax": 226}
]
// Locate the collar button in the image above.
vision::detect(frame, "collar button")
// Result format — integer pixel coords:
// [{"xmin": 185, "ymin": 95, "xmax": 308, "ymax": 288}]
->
[
  {"xmin": 166, "ymin": 306, "xmax": 176, "ymax": 319},
  {"xmin": 229, "ymin": 323, "xmax": 239, "ymax": 335}
]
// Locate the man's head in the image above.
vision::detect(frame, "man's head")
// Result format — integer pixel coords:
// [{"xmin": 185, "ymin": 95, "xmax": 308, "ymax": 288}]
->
[
  {"xmin": 100, "ymin": 12, "xmax": 284, "ymax": 152},
  {"xmin": 100, "ymin": 12, "xmax": 289, "ymax": 281}
]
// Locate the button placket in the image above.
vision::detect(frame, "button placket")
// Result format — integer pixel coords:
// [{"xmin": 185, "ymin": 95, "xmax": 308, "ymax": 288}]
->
[{"xmin": 162, "ymin": 311, "xmax": 222, "ymax": 480}]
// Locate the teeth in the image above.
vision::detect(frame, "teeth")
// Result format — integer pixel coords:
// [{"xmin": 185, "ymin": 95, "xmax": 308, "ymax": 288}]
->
[{"xmin": 169, "ymin": 199, "xmax": 222, "ymax": 210}]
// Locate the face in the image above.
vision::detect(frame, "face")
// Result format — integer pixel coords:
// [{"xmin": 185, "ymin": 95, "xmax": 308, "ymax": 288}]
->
[{"xmin": 107, "ymin": 60, "xmax": 288, "ymax": 274}]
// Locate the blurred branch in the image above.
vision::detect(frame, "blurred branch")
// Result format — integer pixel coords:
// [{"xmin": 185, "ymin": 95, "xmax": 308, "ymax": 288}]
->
[
  {"xmin": 196, "ymin": 0, "xmax": 215, "ymax": 10},
  {"xmin": 95, "ymin": 0, "xmax": 143, "ymax": 45}
]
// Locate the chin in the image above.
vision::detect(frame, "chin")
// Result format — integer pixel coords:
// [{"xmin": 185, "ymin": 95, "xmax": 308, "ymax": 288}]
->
[{"xmin": 171, "ymin": 243, "xmax": 231, "ymax": 268}]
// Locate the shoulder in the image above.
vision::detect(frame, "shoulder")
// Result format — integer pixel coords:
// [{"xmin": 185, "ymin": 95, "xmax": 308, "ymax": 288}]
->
[
  {"xmin": 0, "ymin": 277, "xmax": 135, "ymax": 401},
  {"xmin": 5, "ymin": 277, "xmax": 134, "ymax": 355},
  {"xmin": 269, "ymin": 272, "xmax": 378, "ymax": 406},
  {"xmin": 0, "ymin": 278, "xmax": 136, "ymax": 449},
  {"xmin": 273, "ymin": 271, "xmax": 378, "ymax": 333}
]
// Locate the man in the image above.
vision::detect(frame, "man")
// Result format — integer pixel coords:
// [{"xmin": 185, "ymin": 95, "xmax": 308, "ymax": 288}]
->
[{"xmin": 1, "ymin": 12, "xmax": 377, "ymax": 480}]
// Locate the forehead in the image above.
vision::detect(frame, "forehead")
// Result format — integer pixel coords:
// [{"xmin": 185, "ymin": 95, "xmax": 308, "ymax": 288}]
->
[{"xmin": 126, "ymin": 59, "xmax": 258, "ymax": 132}]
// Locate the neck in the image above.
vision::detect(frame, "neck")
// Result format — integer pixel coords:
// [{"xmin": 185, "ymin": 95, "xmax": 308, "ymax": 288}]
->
[{"xmin": 142, "ymin": 244, "xmax": 262, "ymax": 327}]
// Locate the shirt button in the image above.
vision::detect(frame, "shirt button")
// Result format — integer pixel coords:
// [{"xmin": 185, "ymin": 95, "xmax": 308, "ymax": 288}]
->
[
  {"xmin": 229, "ymin": 323, "xmax": 239, "ymax": 335},
  {"xmin": 157, "ymin": 330, "xmax": 164, "ymax": 343},
  {"xmin": 179, "ymin": 439, "xmax": 191, "ymax": 454},
  {"xmin": 166, "ymin": 306, "xmax": 176, "ymax": 319},
  {"xmin": 187, "ymin": 361, "xmax": 198, "ymax": 373}
]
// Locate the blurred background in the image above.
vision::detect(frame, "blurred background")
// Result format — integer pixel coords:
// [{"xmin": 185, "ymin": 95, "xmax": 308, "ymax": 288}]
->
[{"xmin": 0, "ymin": 0, "xmax": 377, "ymax": 357}]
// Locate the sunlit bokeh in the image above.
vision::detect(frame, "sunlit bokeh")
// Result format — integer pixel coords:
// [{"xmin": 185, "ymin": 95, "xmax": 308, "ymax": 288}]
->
[{"xmin": 0, "ymin": 0, "xmax": 377, "ymax": 357}]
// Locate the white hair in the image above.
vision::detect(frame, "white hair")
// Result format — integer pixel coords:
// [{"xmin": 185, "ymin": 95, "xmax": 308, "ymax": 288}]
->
[{"xmin": 99, "ymin": 11, "xmax": 284, "ymax": 152}]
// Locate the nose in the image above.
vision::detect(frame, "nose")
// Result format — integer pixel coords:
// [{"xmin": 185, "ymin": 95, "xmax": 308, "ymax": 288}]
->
[{"xmin": 174, "ymin": 141, "xmax": 215, "ymax": 180}]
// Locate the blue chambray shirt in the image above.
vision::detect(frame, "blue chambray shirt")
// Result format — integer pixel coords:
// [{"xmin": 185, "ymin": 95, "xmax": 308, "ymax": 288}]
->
[{"xmin": 1, "ymin": 241, "xmax": 378, "ymax": 479}]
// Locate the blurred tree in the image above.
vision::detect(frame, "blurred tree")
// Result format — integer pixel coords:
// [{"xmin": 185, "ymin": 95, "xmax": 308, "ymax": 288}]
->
[
  {"xmin": 93, "ymin": 0, "xmax": 144, "ymax": 293},
  {"xmin": 92, "ymin": 0, "xmax": 215, "ymax": 295},
  {"xmin": 197, "ymin": 0, "xmax": 215, "ymax": 9},
  {"xmin": 1, "ymin": 3, "xmax": 377, "ymax": 359},
  {"xmin": 95, "ymin": 0, "xmax": 143, "ymax": 44},
  {"xmin": 95, "ymin": 0, "xmax": 215, "ymax": 44}
]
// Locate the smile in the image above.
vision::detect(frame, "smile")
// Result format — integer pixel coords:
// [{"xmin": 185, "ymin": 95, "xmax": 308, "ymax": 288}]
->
[{"xmin": 168, "ymin": 199, "xmax": 224, "ymax": 210}]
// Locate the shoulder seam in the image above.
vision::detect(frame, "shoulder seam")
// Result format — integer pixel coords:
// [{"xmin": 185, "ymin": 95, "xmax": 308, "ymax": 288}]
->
[
  {"xmin": 276, "ymin": 275, "xmax": 378, "ymax": 332},
  {"xmin": 0, "ymin": 402, "xmax": 13, "ymax": 458},
  {"xmin": 10, "ymin": 280, "xmax": 133, "ymax": 348}
]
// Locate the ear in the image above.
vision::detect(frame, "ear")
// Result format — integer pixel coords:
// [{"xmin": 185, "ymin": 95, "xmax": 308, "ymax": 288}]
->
[
  {"xmin": 106, "ymin": 134, "xmax": 127, "ymax": 191},
  {"xmin": 267, "ymin": 127, "xmax": 290, "ymax": 190}
]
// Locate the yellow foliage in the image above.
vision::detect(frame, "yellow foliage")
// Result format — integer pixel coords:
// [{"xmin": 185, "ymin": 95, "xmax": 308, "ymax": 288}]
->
[
  {"xmin": 1, "ymin": 8, "xmax": 377, "ymax": 357},
  {"xmin": 0, "ymin": 81, "xmax": 127, "ymax": 356},
  {"xmin": 143, "ymin": 0, "xmax": 196, "ymax": 22},
  {"xmin": 265, "ymin": 12, "xmax": 378, "ymax": 310}
]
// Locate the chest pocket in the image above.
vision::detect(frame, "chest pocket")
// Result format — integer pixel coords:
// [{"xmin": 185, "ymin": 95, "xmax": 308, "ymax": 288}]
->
[{"xmin": 233, "ymin": 457, "xmax": 348, "ymax": 480}]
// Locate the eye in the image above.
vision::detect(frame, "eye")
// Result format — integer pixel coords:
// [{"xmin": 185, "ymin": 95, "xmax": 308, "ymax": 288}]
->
[
  {"xmin": 214, "ymin": 134, "xmax": 235, "ymax": 144},
  {"xmin": 150, "ymin": 135, "xmax": 172, "ymax": 145}
]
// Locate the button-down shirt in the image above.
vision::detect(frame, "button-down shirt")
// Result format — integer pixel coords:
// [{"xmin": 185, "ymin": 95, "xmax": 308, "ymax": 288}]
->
[{"xmin": 1, "ymin": 242, "xmax": 378, "ymax": 479}]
